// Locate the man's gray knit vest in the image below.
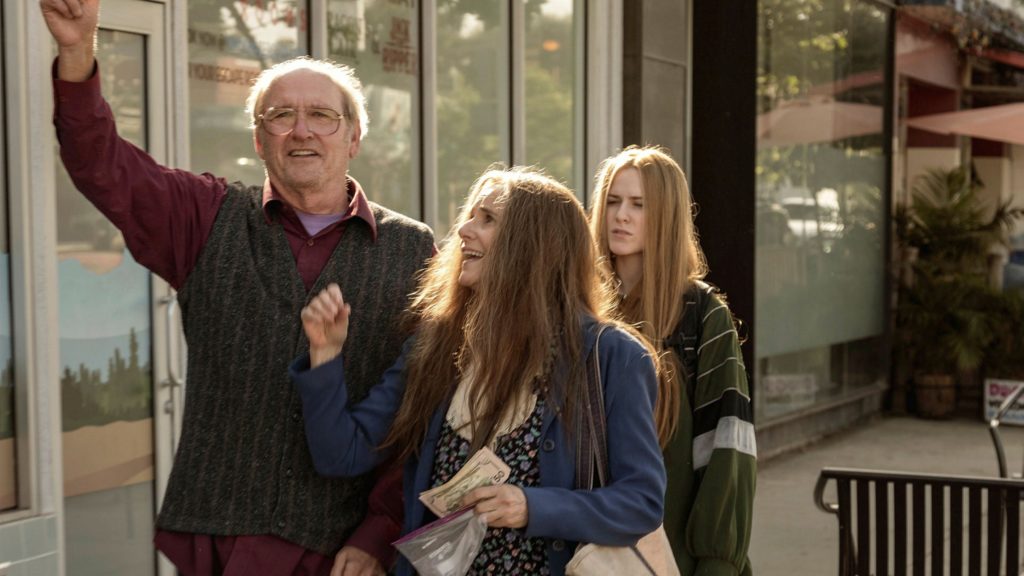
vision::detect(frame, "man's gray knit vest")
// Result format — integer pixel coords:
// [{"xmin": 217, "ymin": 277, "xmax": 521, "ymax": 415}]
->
[{"xmin": 156, "ymin": 183, "xmax": 434, "ymax": 555}]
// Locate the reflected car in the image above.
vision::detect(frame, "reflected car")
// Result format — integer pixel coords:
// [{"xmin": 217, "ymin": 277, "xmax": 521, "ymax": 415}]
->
[{"xmin": 781, "ymin": 197, "xmax": 843, "ymax": 248}]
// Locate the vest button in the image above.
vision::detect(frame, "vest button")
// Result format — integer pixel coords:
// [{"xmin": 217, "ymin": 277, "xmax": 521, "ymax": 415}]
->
[
  {"xmin": 292, "ymin": 411, "xmax": 301, "ymax": 422},
  {"xmin": 552, "ymin": 539, "xmax": 566, "ymax": 552},
  {"xmin": 285, "ymin": 467, "xmax": 293, "ymax": 477},
  {"xmin": 542, "ymin": 439, "xmax": 555, "ymax": 452},
  {"xmin": 306, "ymin": 239, "xmax": 315, "ymax": 247},
  {"xmin": 277, "ymin": 520, "xmax": 286, "ymax": 529}
]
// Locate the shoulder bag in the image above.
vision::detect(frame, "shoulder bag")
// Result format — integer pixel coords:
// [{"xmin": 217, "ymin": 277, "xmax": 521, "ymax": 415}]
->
[{"xmin": 565, "ymin": 325, "xmax": 680, "ymax": 576}]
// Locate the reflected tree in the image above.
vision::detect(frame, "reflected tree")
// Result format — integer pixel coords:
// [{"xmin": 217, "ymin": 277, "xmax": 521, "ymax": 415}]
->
[{"xmin": 434, "ymin": 1, "xmax": 578, "ymax": 233}]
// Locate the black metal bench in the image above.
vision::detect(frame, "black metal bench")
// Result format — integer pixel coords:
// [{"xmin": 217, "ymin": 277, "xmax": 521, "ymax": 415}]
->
[{"xmin": 815, "ymin": 467, "xmax": 1024, "ymax": 575}]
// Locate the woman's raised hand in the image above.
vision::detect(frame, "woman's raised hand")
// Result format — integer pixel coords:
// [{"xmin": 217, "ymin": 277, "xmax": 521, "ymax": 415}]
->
[{"xmin": 302, "ymin": 283, "xmax": 351, "ymax": 367}]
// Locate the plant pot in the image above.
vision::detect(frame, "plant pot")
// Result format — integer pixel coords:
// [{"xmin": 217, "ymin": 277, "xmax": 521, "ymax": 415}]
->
[{"xmin": 915, "ymin": 374, "xmax": 957, "ymax": 419}]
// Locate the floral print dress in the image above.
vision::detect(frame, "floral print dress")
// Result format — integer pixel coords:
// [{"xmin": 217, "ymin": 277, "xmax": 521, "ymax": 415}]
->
[{"xmin": 429, "ymin": 397, "xmax": 551, "ymax": 575}]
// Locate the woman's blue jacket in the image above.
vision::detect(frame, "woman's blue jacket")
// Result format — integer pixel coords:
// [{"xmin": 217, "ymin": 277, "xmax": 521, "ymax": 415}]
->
[{"xmin": 289, "ymin": 317, "xmax": 666, "ymax": 576}]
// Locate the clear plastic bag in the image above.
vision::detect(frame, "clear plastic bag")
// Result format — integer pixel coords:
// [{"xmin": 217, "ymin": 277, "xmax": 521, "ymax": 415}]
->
[{"xmin": 393, "ymin": 507, "xmax": 488, "ymax": 576}]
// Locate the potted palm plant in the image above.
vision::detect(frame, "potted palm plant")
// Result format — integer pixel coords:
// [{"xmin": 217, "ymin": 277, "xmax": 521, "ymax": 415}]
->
[
  {"xmin": 895, "ymin": 166, "xmax": 1023, "ymax": 418},
  {"xmin": 985, "ymin": 290, "xmax": 1024, "ymax": 380}
]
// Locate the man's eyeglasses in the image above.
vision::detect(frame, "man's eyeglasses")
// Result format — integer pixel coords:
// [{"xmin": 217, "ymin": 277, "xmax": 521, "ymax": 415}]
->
[{"xmin": 257, "ymin": 107, "xmax": 345, "ymax": 136}]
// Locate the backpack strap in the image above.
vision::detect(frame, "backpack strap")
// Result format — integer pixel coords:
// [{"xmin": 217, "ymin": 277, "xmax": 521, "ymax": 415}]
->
[{"xmin": 664, "ymin": 281, "xmax": 714, "ymax": 408}]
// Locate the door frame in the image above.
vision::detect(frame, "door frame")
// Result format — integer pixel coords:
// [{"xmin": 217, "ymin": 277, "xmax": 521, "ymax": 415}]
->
[{"xmin": 86, "ymin": 2, "xmax": 177, "ymax": 575}]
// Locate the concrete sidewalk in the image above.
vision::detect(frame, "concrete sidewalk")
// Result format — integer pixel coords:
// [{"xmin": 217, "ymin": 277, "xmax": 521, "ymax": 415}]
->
[{"xmin": 749, "ymin": 416, "xmax": 1024, "ymax": 575}]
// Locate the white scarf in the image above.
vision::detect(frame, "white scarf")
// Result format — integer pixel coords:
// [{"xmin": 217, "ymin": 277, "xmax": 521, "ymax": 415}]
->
[{"xmin": 445, "ymin": 363, "xmax": 538, "ymax": 447}]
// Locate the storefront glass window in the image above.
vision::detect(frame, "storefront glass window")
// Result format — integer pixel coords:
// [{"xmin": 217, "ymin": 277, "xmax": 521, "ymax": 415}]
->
[
  {"xmin": 435, "ymin": 3, "xmax": 510, "ymax": 237},
  {"xmin": 188, "ymin": 0, "xmax": 310, "ymax": 183},
  {"xmin": 328, "ymin": 0, "xmax": 420, "ymax": 219},
  {"xmin": 756, "ymin": 0, "xmax": 889, "ymax": 420},
  {"xmin": 524, "ymin": 0, "xmax": 580, "ymax": 191},
  {"xmin": 0, "ymin": 5, "xmax": 16, "ymax": 512}
]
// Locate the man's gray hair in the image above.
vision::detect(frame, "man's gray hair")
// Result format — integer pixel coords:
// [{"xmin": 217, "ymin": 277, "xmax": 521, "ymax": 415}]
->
[{"xmin": 245, "ymin": 57, "xmax": 369, "ymax": 139}]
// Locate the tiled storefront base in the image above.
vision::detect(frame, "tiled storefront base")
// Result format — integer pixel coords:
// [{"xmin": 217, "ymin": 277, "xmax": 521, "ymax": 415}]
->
[
  {"xmin": 757, "ymin": 385, "xmax": 886, "ymax": 462},
  {"xmin": 0, "ymin": 516, "xmax": 58, "ymax": 576}
]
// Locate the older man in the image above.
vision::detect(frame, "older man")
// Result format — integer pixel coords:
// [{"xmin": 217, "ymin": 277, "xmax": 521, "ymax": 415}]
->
[{"xmin": 42, "ymin": 1, "xmax": 432, "ymax": 575}]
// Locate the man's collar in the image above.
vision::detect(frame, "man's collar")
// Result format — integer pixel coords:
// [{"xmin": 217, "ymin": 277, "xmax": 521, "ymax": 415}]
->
[{"xmin": 261, "ymin": 177, "xmax": 378, "ymax": 241}]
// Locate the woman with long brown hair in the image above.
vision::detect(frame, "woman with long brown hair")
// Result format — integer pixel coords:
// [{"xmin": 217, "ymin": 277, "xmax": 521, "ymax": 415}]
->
[
  {"xmin": 591, "ymin": 146, "xmax": 757, "ymax": 575},
  {"xmin": 291, "ymin": 166, "xmax": 666, "ymax": 576}
]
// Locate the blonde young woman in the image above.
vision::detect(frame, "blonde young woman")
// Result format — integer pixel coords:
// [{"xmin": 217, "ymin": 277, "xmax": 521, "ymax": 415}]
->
[
  {"xmin": 591, "ymin": 146, "xmax": 757, "ymax": 576},
  {"xmin": 290, "ymin": 167, "xmax": 666, "ymax": 576}
]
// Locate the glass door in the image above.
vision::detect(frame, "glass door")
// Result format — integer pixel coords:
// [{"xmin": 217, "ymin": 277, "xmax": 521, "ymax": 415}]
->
[{"xmin": 55, "ymin": 1, "xmax": 172, "ymax": 574}]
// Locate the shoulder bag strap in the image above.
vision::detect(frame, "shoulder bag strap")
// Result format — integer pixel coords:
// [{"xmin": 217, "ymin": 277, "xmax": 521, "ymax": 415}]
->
[
  {"xmin": 575, "ymin": 324, "xmax": 610, "ymax": 490},
  {"xmin": 576, "ymin": 326, "xmax": 661, "ymax": 576}
]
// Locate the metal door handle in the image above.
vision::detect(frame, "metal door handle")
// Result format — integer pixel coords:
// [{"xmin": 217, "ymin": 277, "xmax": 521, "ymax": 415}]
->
[
  {"xmin": 161, "ymin": 296, "xmax": 182, "ymax": 389},
  {"xmin": 160, "ymin": 296, "xmax": 185, "ymax": 454}
]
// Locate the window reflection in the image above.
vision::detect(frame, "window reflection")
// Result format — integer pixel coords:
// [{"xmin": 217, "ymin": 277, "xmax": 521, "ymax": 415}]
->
[
  {"xmin": 524, "ymin": 0, "xmax": 579, "ymax": 191},
  {"xmin": 56, "ymin": 31, "xmax": 145, "ymax": 265},
  {"xmin": 328, "ymin": 0, "xmax": 420, "ymax": 219},
  {"xmin": 188, "ymin": 0, "xmax": 309, "ymax": 183},
  {"xmin": 435, "ymin": 3, "xmax": 510, "ymax": 237},
  {"xmin": 756, "ymin": 0, "xmax": 889, "ymax": 420}
]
